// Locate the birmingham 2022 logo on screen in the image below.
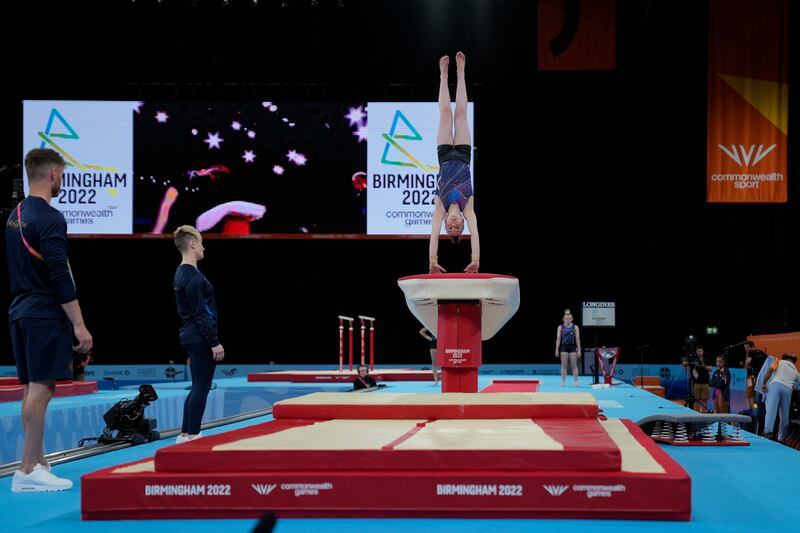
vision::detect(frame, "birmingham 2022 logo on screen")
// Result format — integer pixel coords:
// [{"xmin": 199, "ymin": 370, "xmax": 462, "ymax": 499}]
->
[
  {"xmin": 366, "ymin": 102, "xmax": 473, "ymax": 235},
  {"xmin": 23, "ymin": 101, "xmax": 136, "ymax": 234}
]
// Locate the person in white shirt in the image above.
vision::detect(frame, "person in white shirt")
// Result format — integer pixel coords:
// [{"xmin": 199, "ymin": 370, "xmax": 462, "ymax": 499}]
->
[
  {"xmin": 754, "ymin": 353, "xmax": 777, "ymax": 434},
  {"xmin": 761, "ymin": 354, "xmax": 800, "ymax": 441}
]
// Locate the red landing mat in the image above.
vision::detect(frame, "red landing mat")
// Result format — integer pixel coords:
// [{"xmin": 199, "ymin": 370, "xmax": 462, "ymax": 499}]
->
[
  {"xmin": 0, "ymin": 385, "xmax": 24, "ymax": 402},
  {"xmin": 480, "ymin": 379, "xmax": 540, "ymax": 393},
  {"xmin": 0, "ymin": 377, "xmax": 20, "ymax": 386},
  {"xmin": 154, "ymin": 417, "xmax": 621, "ymax": 473},
  {"xmin": 81, "ymin": 420, "xmax": 690, "ymax": 521},
  {"xmin": 54, "ymin": 382, "xmax": 76, "ymax": 397},
  {"xmin": 74, "ymin": 380, "xmax": 100, "ymax": 394},
  {"xmin": 0, "ymin": 380, "xmax": 98, "ymax": 402},
  {"xmin": 248, "ymin": 369, "xmax": 438, "ymax": 383},
  {"xmin": 272, "ymin": 392, "xmax": 600, "ymax": 420}
]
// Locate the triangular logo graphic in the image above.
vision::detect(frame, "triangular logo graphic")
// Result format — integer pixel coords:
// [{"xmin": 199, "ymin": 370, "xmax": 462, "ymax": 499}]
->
[
  {"xmin": 37, "ymin": 108, "xmax": 119, "ymax": 172},
  {"xmin": 380, "ymin": 110, "xmax": 436, "ymax": 172},
  {"xmin": 719, "ymin": 74, "xmax": 789, "ymax": 136},
  {"xmin": 388, "ymin": 110, "xmax": 423, "ymax": 141},
  {"xmin": 41, "ymin": 108, "xmax": 80, "ymax": 146}
]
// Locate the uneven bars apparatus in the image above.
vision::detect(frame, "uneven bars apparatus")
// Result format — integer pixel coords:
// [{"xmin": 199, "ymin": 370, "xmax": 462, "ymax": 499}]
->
[
  {"xmin": 359, "ymin": 315, "xmax": 376, "ymax": 371},
  {"xmin": 337, "ymin": 316, "xmax": 354, "ymax": 372}
]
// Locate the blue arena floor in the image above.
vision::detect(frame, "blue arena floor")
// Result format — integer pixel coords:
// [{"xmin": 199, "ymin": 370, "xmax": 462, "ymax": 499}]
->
[{"xmin": 1, "ymin": 374, "xmax": 798, "ymax": 533}]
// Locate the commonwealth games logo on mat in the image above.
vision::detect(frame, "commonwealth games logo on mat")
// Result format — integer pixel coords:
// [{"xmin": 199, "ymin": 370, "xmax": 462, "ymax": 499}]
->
[
  {"xmin": 543, "ymin": 484, "xmax": 569, "ymax": 496},
  {"xmin": 251, "ymin": 483, "xmax": 277, "ymax": 496}
]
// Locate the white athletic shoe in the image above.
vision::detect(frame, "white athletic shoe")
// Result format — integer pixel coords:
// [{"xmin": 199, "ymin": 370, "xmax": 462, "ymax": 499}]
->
[
  {"xmin": 176, "ymin": 432, "xmax": 203, "ymax": 444},
  {"xmin": 11, "ymin": 466, "xmax": 73, "ymax": 493}
]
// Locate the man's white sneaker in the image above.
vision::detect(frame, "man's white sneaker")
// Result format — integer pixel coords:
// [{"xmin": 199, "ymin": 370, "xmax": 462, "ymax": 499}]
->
[{"xmin": 11, "ymin": 467, "xmax": 72, "ymax": 493}]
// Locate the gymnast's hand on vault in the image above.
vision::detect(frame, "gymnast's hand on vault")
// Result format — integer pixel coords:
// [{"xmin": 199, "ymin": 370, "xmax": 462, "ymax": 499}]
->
[
  {"xmin": 463, "ymin": 260, "xmax": 480, "ymax": 274},
  {"xmin": 429, "ymin": 262, "xmax": 446, "ymax": 274}
]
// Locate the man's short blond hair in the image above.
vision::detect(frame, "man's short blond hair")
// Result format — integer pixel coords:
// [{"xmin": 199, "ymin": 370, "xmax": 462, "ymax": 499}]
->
[{"xmin": 174, "ymin": 225, "xmax": 202, "ymax": 252}]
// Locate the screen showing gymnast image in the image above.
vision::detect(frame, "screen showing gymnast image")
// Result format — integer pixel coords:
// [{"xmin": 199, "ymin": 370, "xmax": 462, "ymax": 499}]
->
[{"xmin": 22, "ymin": 100, "xmax": 475, "ymax": 237}]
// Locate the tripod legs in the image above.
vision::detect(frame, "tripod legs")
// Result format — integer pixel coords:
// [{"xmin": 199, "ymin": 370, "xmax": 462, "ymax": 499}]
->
[{"xmin": 684, "ymin": 372, "xmax": 709, "ymax": 412}]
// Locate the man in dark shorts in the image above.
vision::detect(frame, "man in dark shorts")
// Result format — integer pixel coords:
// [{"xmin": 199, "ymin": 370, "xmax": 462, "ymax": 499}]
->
[
  {"xmin": 429, "ymin": 52, "xmax": 480, "ymax": 275},
  {"xmin": 6, "ymin": 148, "xmax": 93, "ymax": 492}
]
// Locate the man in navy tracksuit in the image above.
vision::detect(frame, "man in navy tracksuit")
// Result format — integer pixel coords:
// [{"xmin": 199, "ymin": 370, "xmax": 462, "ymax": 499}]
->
[
  {"xmin": 173, "ymin": 225, "xmax": 224, "ymax": 443},
  {"xmin": 6, "ymin": 148, "xmax": 93, "ymax": 492}
]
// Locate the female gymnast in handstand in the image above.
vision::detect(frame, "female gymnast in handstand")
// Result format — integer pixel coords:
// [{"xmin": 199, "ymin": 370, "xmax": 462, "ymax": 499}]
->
[{"xmin": 429, "ymin": 52, "xmax": 480, "ymax": 274}]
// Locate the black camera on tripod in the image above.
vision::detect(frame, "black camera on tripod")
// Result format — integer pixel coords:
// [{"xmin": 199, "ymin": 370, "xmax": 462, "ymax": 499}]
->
[
  {"xmin": 680, "ymin": 335, "xmax": 703, "ymax": 368},
  {"xmin": 80, "ymin": 384, "xmax": 161, "ymax": 447},
  {"xmin": 681, "ymin": 353, "xmax": 701, "ymax": 366}
]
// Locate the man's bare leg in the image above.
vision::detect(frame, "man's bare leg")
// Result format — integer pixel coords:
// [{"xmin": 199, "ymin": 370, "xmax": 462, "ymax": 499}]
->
[
  {"xmin": 20, "ymin": 381, "xmax": 54, "ymax": 474},
  {"xmin": 21, "ymin": 385, "xmax": 49, "ymax": 468}
]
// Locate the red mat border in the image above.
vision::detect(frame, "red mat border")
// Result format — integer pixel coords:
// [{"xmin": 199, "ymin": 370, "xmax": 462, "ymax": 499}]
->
[
  {"xmin": 272, "ymin": 400, "xmax": 599, "ymax": 420},
  {"xmin": 480, "ymin": 379, "xmax": 540, "ymax": 393},
  {"xmin": 0, "ymin": 380, "xmax": 98, "ymax": 402},
  {"xmin": 82, "ymin": 420, "xmax": 690, "ymax": 521},
  {"xmin": 398, "ymin": 273, "xmax": 518, "ymax": 281}
]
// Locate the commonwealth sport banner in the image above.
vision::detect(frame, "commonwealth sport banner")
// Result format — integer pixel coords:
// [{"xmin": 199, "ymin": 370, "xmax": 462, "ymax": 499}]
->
[{"xmin": 707, "ymin": 0, "xmax": 788, "ymax": 203}]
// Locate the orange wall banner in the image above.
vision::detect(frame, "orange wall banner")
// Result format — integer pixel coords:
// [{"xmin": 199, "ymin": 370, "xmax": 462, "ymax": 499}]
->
[
  {"xmin": 537, "ymin": 0, "xmax": 615, "ymax": 71},
  {"xmin": 747, "ymin": 332, "xmax": 800, "ymax": 370},
  {"xmin": 707, "ymin": 0, "xmax": 788, "ymax": 203}
]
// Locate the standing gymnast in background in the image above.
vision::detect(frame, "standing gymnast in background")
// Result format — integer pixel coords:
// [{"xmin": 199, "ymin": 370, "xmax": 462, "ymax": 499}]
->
[
  {"xmin": 555, "ymin": 309, "xmax": 582, "ymax": 387},
  {"xmin": 173, "ymin": 225, "xmax": 225, "ymax": 443},
  {"xmin": 710, "ymin": 355, "xmax": 731, "ymax": 414},
  {"xmin": 429, "ymin": 52, "xmax": 480, "ymax": 275}
]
